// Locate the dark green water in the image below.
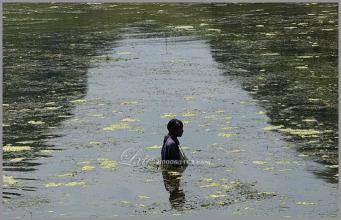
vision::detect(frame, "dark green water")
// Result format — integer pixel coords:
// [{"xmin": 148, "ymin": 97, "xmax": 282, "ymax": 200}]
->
[{"xmin": 2, "ymin": 3, "xmax": 338, "ymax": 218}]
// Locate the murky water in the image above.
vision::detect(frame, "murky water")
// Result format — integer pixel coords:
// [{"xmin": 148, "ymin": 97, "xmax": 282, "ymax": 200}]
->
[{"xmin": 2, "ymin": 3, "xmax": 338, "ymax": 218}]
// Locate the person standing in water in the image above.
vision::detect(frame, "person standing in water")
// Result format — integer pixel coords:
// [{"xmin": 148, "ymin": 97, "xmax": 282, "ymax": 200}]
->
[{"xmin": 161, "ymin": 119, "xmax": 188, "ymax": 166}]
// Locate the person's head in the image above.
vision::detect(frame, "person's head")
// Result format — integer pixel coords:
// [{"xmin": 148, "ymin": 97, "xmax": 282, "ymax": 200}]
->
[{"xmin": 167, "ymin": 119, "xmax": 184, "ymax": 137}]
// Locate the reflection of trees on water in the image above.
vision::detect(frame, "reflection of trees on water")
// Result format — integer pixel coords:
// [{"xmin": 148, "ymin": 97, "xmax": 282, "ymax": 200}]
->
[
  {"xmin": 3, "ymin": 4, "xmax": 125, "ymax": 198},
  {"xmin": 205, "ymin": 3, "xmax": 338, "ymax": 182}
]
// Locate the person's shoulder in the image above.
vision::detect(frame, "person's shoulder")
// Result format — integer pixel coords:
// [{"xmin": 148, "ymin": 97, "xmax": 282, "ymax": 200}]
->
[{"xmin": 165, "ymin": 136, "xmax": 177, "ymax": 146}]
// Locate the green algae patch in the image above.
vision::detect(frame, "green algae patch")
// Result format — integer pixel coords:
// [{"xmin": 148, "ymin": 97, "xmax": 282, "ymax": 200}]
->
[
  {"xmin": 120, "ymin": 117, "xmax": 140, "ymax": 123},
  {"xmin": 138, "ymin": 195, "xmax": 150, "ymax": 200},
  {"xmin": 252, "ymin": 161, "xmax": 269, "ymax": 165},
  {"xmin": 257, "ymin": 111, "xmax": 266, "ymax": 115},
  {"xmin": 221, "ymin": 126, "xmax": 238, "ymax": 131},
  {"xmin": 296, "ymin": 201, "xmax": 316, "ymax": 205},
  {"xmin": 257, "ymin": 192, "xmax": 276, "ymax": 196},
  {"xmin": 120, "ymin": 101, "xmax": 138, "ymax": 105},
  {"xmin": 69, "ymin": 99, "xmax": 86, "ymax": 104},
  {"xmin": 174, "ymin": 25, "xmax": 195, "ymax": 30},
  {"xmin": 218, "ymin": 133, "xmax": 236, "ymax": 138},
  {"xmin": 81, "ymin": 165, "xmax": 96, "ymax": 171},
  {"xmin": 277, "ymin": 128, "xmax": 321, "ymax": 137},
  {"xmin": 3, "ymin": 145, "xmax": 32, "ymax": 152},
  {"xmin": 45, "ymin": 181, "xmax": 86, "ymax": 187},
  {"xmin": 99, "ymin": 159, "xmax": 118, "ymax": 170},
  {"xmin": 120, "ymin": 200, "xmax": 131, "ymax": 204},
  {"xmin": 45, "ymin": 106, "xmax": 62, "ymax": 110},
  {"xmin": 226, "ymin": 149, "xmax": 245, "ymax": 154},
  {"xmin": 161, "ymin": 112, "xmax": 177, "ymax": 118},
  {"xmin": 145, "ymin": 145, "xmax": 162, "ymax": 150},
  {"xmin": 3, "ymin": 175, "xmax": 18, "ymax": 186},
  {"xmin": 184, "ymin": 96, "xmax": 196, "ymax": 101},
  {"xmin": 28, "ymin": 120, "xmax": 45, "ymax": 125},
  {"xmin": 103, "ymin": 122, "xmax": 129, "ymax": 131},
  {"xmin": 200, "ymin": 182, "xmax": 221, "ymax": 188},
  {"xmin": 209, "ymin": 194, "xmax": 226, "ymax": 198},
  {"xmin": 9, "ymin": 157, "xmax": 26, "ymax": 162},
  {"xmin": 56, "ymin": 172, "xmax": 77, "ymax": 177},
  {"xmin": 262, "ymin": 125, "xmax": 284, "ymax": 131}
]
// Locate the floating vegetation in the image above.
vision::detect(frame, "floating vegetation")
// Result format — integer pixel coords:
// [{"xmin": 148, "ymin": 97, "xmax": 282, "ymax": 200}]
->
[
  {"xmin": 207, "ymin": 28, "xmax": 221, "ymax": 32},
  {"xmin": 295, "ymin": 66, "xmax": 309, "ymax": 69},
  {"xmin": 45, "ymin": 181, "xmax": 86, "ymax": 187},
  {"xmin": 3, "ymin": 145, "xmax": 32, "ymax": 152},
  {"xmin": 226, "ymin": 149, "xmax": 245, "ymax": 154},
  {"xmin": 81, "ymin": 165, "xmax": 95, "ymax": 171},
  {"xmin": 120, "ymin": 117, "xmax": 140, "ymax": 123},
  {"xmin": 184, "ymin": 96, "xmax": 195, "ymax": 101},
  {"xmin": 209, "ymin": 194, "xmax": 226, "ymax": 198},
  {"xmin": 45, "ymin": 102, "xmax": 56, "ymax": 106},
  {"xmin": 221, "ymin": 126, "xmax": 237, "ymax": 131},
  {"xmin": 120, "ymin": 200, "xmax": 131, "ymax": 204},
  {"xmin": 45, "ymin": 106, "xmax": 62, "ymax": 110},
  {"xmin": 257, "ymin": 192, "xmax": 276, "ymax": 196},
  {"xmin": 99, "ymin": 159, "xmax": 118, "ymax": 170},
  {"xmin": 9, "ymin": 157, "xmax": 26, "ymax": 162},
  {"xmin": 284, "ymin": 26, "xmax": 297, "ymax": 29},
  {"xmin": 265, "ymin": 33, "xmax": 277, "ymax": 36},
  {"xmin": 3, "ymin": 176, "xmax": 17, "ymax": 186},
  {"xmin": 218, "ymin": 133, "xmax": 236, "ymax": 138},
  {"xmin": 89, "ymin": 141, "xmax": 102, "ymax": 145},
  {"xmin": 200, "ymin": 182, "xmax": 221, "ymax": 188},
  {"xmin": 257, "ymin": 111, "xmax": 266, "ymax": 115},
  {"xmin": 296, "ymin": 201, "xmax": 315, "ymax": 205},
  {"xmin": 116, "ymin": 51, "xmax": 132, "ymax": 55},
  {"xmin": 120, "ymin": 101, "xmax": 138, "ymax": 105},
  {"xmin": 278, "ymin": 128, "xmax": 321, "ymax": 137},
  {"xmin": 161, "ymin": 112, "xmax": 177, "ymax": 118},
  {"xmin": 298, "ymin": 154, "xmax": 309, "ymax": 157},
  {"xmin": 69, "ymin": 99, "xmax": 86, "ymax": 104},
  {"xmin": 174, "ymin": 25, "xmax": 194, "ymax": 30},
  {"xmin": 182, "ymin": 111, "xmax": 197, "ymax": 117},
  {"xmin": 145, "ymin": 145, "xmax": 161, "ymax": 150},
  {"xmin": 138, "ymin": 195, "xmax": 150, "ymax": 200},
  {"xmin": 40, "ymin": 149, "xmax": 54, "ymax": 154},
  {"xmin": 297, "ymin": 55, "xmax": 314, "ymax": 59},
  {"xmin": 201, "ymin": 177, "xmax": 213, "ymax": 182},
  {"xmin": 325, "ymin": 165, "xmax": 338, "ymax": 169},
  {"xmin": 28, "ymin": 120, "xmax": 45, "ymax": 125},
  {"xmin": 262, "ymin": 125, "xmax": 284, "ymax": 131},
  {"xmin": 261, "ymin": 53, "xmax": 280, "ymax": 56},
  {"xmin": 58, "ymin": 115, "xmax": 73, "ymax": 118},
  {"xmin": 103, "ymin": 122, "xmax": 129, "ymax": 131},
  {"xmin": 252, "ymin": 161, "xmax": 269, "ymax": 165},
  {"xmin": 302, "ymin": 118, "xmax": 317, "ymax": 122},
  {"xmin": 56, "ymin": 172, "xmax": 76, "ymax": 177}
]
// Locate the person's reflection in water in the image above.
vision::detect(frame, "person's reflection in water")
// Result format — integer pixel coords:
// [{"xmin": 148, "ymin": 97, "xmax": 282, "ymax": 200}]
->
[{"xmin": 162, "ymin": 166, "xmax": 187, "ymax": 210}]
